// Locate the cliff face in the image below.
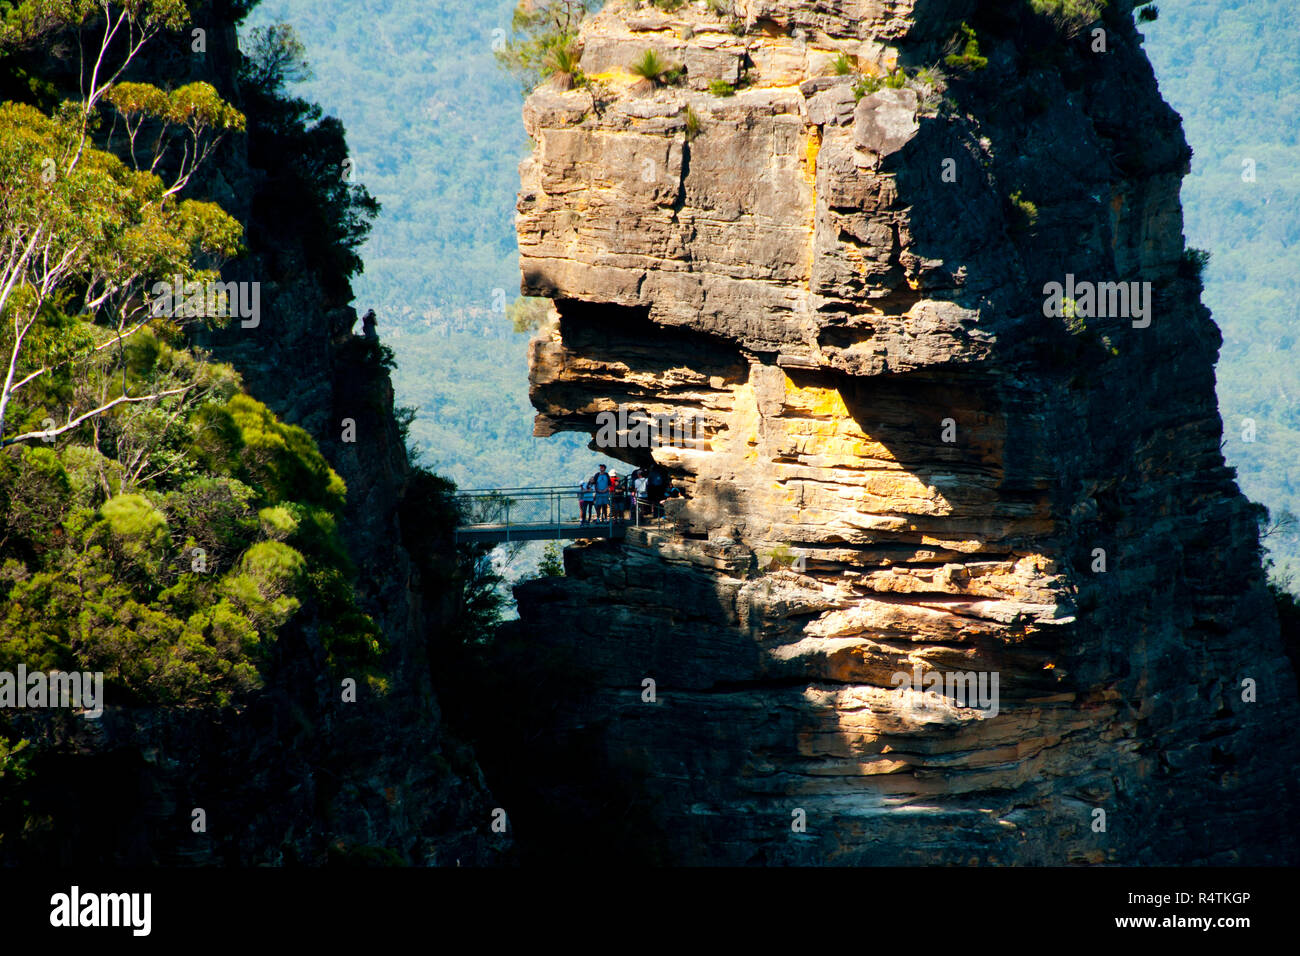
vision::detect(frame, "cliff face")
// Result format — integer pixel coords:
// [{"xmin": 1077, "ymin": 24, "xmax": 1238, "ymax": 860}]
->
[{"xmin": 507, "ymin": 0, "xmax": 1300, "ymax": 864}]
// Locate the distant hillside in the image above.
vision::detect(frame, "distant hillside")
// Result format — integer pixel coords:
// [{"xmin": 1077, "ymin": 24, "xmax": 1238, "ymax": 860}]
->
[
  {"xmin": 1144, "ymin": 0, "xmax": 1300, "ymax": 580},
  {"xmin": 246, "ymin": 0, "xmax": 599, "ymax": 492}
]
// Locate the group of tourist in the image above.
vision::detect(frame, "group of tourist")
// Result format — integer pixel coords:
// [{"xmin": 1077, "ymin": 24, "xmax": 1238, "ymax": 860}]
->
[{"xmin": 577, "ymin": 463, "xmax": 681, "ymax": 524}]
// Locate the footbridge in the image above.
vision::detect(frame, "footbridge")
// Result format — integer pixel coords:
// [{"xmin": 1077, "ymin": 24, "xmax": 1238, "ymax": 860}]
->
[{"xmin": 452, "ymin": 485, "xmax": 659, "ymax": 545}]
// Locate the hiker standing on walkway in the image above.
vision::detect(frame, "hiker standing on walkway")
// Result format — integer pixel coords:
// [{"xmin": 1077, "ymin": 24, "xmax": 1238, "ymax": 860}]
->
[
  {"xmin": 591, "ymin": 464, "xmax": 611, "ymax": 521},
  {"xmin": 578, "ymin": 479, "xmax": 594, "ymax": 524},
  {"xmin": 634, "ymin": 471, "xmax": 649, "ymax": 521}
]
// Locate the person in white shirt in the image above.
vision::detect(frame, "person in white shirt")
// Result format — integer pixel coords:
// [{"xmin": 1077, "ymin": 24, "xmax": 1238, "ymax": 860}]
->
[
  {"xmin": 634, "ymin": 473, "xmax": 648, "ymax": 520},
  {"xmin": 578, "ymin": 481, "xmax": 594, "ymax": 524}
]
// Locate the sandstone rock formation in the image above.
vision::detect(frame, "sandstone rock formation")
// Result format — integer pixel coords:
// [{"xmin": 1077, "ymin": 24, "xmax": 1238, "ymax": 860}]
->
[{"xmin": 506, "ymin": 0, "xmax": 1300, "ymax": 864}]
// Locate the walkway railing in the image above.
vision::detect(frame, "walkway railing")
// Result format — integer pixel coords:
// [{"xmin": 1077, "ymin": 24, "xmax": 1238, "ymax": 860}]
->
[{"xmin": 452, "ymin": 485, "xmax": 661, "ymax": 545}]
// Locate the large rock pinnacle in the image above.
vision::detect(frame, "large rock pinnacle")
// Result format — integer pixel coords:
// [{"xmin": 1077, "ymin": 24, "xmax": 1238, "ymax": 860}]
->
[{"xmin": 507, "ymin": 0, "xmax": 1300, "ymax": 865}]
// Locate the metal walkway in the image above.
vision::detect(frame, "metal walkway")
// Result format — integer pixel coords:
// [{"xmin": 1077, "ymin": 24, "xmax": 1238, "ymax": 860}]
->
[{"xmin": 452, "ymin": 485, "xmax": 658, "ymax": 545}]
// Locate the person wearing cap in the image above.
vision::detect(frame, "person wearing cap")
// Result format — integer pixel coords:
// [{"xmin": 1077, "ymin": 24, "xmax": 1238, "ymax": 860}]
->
[{"xmin": 590, "ymin": 463, "xmax": 611, "ymax": 520}]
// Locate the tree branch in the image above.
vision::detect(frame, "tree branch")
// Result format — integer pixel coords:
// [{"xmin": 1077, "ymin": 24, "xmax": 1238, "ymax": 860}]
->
[{"xmin": 2, "ymin": 385, "xmax": 195, "ymax": 447}]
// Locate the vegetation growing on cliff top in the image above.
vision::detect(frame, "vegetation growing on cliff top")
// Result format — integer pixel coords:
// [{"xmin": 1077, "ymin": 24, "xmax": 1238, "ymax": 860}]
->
[
  {"xmin": 629, "ymin": 48, "xmax": 681, "ymax": 86},
  {"xmin": 945, "ymin": 22, "xmax": 989, "ymax": 71},
  {"xmin": 494, "ymin": 0, "xmax": 600, "ymax": 91},
  {"xmin": 1028, "ymin": 0, "xmax": 1108, "ymax": 33}
]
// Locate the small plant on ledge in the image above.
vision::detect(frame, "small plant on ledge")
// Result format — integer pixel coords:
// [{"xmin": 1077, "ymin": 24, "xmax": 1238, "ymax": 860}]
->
[
  {"xmin": 852, "ymin": 74, "xmax": 883, "ymax": 101},
  {"xmin": 684, "ymin": 105, "xmax": 702, "ymax": 141},
  {"xmin": 945, "ymin": 22, "xmax": 989, "ymax": 71},
  {"xmin": 544, "ymin": 42, "xmax": 583, "ymax": 90},
  {"xmin": 852, "ymin": 68, "xmax": 906, "ymax": 102},
  {"xmin": 1008, "ymin": 189, "xmax": 1039, "ymax": 230},
  {"xmin": 629, "ymin": 49, "xmax": 683, "ymax": 90},
  {"xmin": 1180, "ymin": 247, "xmax": 1211, "ymax": 280},
  {"xmin": 1029, "ymin": 0, "xmax": 1108, "ymax": 37}
]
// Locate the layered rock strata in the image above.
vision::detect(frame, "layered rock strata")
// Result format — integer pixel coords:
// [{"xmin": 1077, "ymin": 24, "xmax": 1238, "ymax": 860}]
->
[{"xmin": 506, "ymin": 0, "xmax": 1300, "ymax": 864}]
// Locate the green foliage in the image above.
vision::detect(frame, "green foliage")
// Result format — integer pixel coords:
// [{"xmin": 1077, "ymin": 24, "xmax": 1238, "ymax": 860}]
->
[
  {"xmin": 0, "ymin": 0, "xmax": 189, "ymax": 48},
  {"xmin": 0, "ymin": 40, "xmax": 384, "ymax": 698},
  {"xmin": 506, "ymin": 296, "xmax": 551, "ymax": 334},
  {"xmin": 394, "ymin": 404, "xmax": 418, "ymax": 451},
  {"xmin": 0, "ymin": 0, "xmax": 384, "ymax": 716},
  {"xmin": 0, "ymin": 383, "xmax": 381, "ymax": 706},
  {"xmin": 537, "ymin": 542, "xmax": 565, "ymax": 577},
  {"xmin": 0, "ymin": 733, "xmax": 31, "ymax": 830},
  {"xmin": 0, "ymin": 445, "xmax": 69, "ymax": 551},
  {"xmin": 105, "ymin": 80, "xmax": 246, "ymax": 134},
  {"xmin": 1137, "ymin": 3, "xmax": 1159, "ymax": 22},
  {"xmin": 851, "ymin": 68, "xmax": 909, "ymax": 100},
  {"xmin": 911, "ymin": 66, "xmax": 947, "ymax": 111},
  {"xmin": 629, "ymin": 48, "xmax": 671, "ymax": 83},
  {"xmin": 240, "ymin": 21, "xmax": 314, "ymax": 93},
  {"xmin": 543, "ymin": 40, "xmax": 583, "ymax": 86},
  {"xmin": 757, "ymin": 543, "xmax": 808, "ymax": 574},
  {"xmin": 1180, "ymin": 246, "xmax": 1211, "ymax": 280},
  {"xmin": 0, "ymin": 97, "xmax": 246, "ymax": 445},
  {"xmin": 100, "ymin": 494, "xmax": 171, "ymax": 574},
  {"xmin": 1008, "ymin": 189, "xmax": 1039, "ymax": 229},
  {"xmin": 945, "ymin": 22, "xmax": 989, "ymax": 71},
  {"xmin": 829, "ymin": 53, "xmax": 853, "ymax": 76},
  {"xmin": 852, "ymin": 74, "xmax": 884, "ymax": 100},
  {"xmin": 494, "ymin": 0, "xmax": 599, "ymax": 91},
  {"xmin": 0, "ymin": 736, "xmax": 30, "ymax": 787},
  {"xmin": 223, "ymin": 394, "xmax": 347, "ymax": 511},
  {"xmin": 1029, "ymin": 0, "xmax": 1108, "ymax": 31},
  {"xmin": 258, "ymin": 505, "xmax": 298, "ymax": 540},
  {"xmin": 683, "ymin": 104, "xmax": 702, "ymax": 141},
  {"xmin": 708, "ymin": 78, "xmax": 736, "ymax": 97}
]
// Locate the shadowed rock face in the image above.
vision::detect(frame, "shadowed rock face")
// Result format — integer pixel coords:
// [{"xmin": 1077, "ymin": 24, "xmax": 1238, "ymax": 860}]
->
[{"xmin": 506, "ymin": 0, "xmax": 1300, "ymax": 864}]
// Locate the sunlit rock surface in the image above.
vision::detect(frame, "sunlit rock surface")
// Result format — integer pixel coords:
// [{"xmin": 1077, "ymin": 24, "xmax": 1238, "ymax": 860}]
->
[{"xmin": 505, "ymin": 0, "xmax": 1300, "ymax": 864}]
